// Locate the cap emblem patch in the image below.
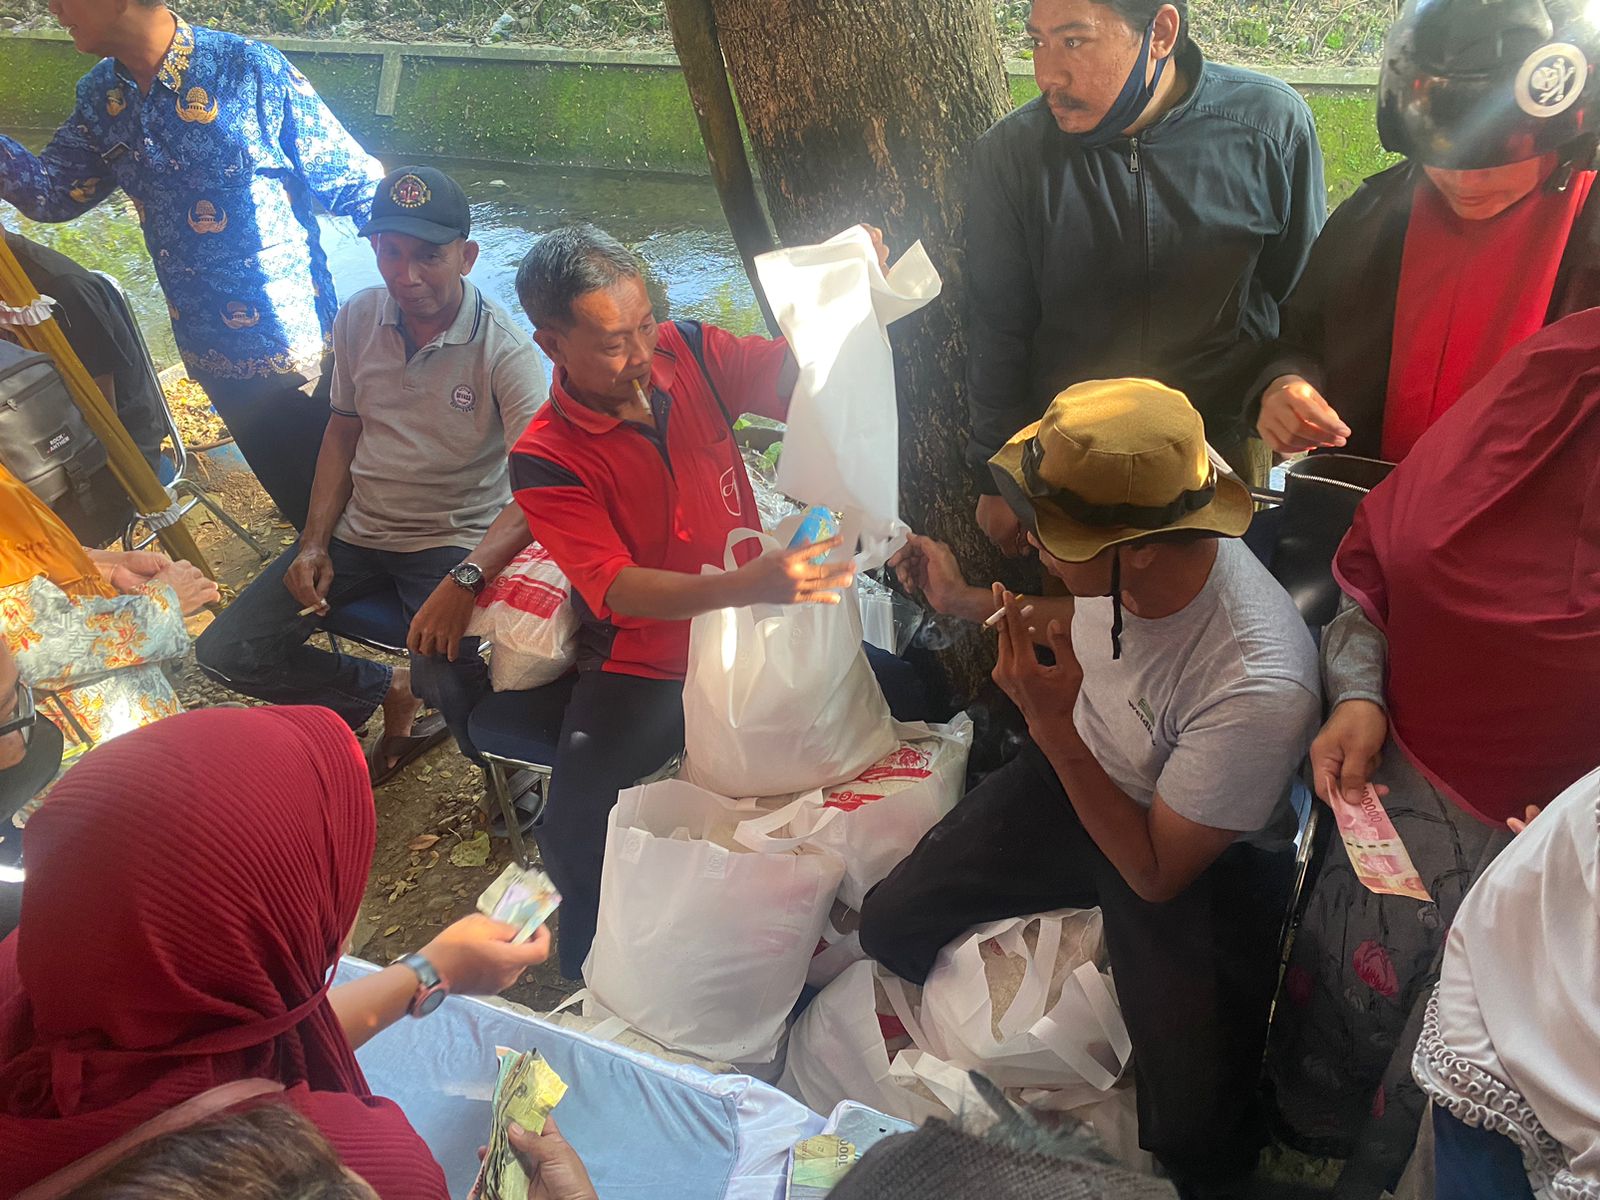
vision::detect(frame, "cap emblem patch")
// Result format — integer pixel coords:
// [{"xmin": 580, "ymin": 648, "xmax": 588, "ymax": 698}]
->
[{"xmin": 391, "ymin": 174, "xmax": 432, "ymax": 207}]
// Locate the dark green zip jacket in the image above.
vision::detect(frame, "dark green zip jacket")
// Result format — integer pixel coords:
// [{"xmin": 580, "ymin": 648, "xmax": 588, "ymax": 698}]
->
[{"xmin": 963, "ymin": 43, "xmax": 1326, "ymax": 489}]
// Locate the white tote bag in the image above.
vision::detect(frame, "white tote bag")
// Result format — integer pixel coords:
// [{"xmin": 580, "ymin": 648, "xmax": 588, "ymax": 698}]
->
[
  {"xmin": 781, "ymin": 960, "xmax": 990, "ymax": 1126},
  {"xmin": 583, "ymin": 778, "xmax": 846, "ymax": 1064},
  {"xmin": 753, "ymin": 715, "xmax": 972, "ymax": 909},
  {"xmin": 466, "ymin": 542, "xmax": 578, "ymax": 691},
  {"xmin": 919, "ymin": 910, "xmax": 1132, "ymax": 1098},
  {"xmin": 755, "ymin": 226, "xmax": 941, "ymax": 567},
  {"xmin": 680, "ymin": 530, "xmax": 897, "ymax": 797}
]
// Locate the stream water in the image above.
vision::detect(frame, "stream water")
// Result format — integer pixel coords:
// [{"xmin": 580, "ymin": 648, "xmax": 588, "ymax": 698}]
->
[{"xmin": 0, "ymin": 142, "xmax": 765, "ymax": 372}]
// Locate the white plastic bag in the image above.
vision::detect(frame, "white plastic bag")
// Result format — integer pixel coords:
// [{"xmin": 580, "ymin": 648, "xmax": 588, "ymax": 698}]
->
[
  {"xmin": 806, "ymin": 901, "xmax": 866, "ymax": 990},
  {"xmin": 919, "ymin": 910, "xmax": 1131, "ymax": 1098},
  {"xmin": 680, "ymin": 529, "xmax": 897, "ymax": 797},
  {"xmin": 466, "ymin": 542, "xmax": 578, "ymax": 691},
  {"xmin": 755, "ymin": 226, "xmax": 941, "ymax": 568},
  {"xmin": 781, "ymin": 960, "xmax": 990, "ymax": 1126},
  {"xmin": 741, "ymin": 716, "xmax": 973, "ymax": 909},
  {"xmin": 583, "ymin": 778, "xmax": 846, "ymax": 1064}
]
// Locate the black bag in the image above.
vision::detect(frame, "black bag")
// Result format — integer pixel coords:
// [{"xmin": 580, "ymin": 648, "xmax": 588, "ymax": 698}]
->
[
  {"xmin": 1272, "ymin": 453, "xmax": 1394, "ymax": 628},
  {"xmin": 0, "ymin": 337, "xmax": 107, "ymax": 506}
]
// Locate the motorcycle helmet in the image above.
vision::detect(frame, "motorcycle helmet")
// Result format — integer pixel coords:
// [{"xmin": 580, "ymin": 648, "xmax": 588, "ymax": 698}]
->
[{"xmin": 1378, "ymin": 0, "xmax": 1598, "ymax": 168}]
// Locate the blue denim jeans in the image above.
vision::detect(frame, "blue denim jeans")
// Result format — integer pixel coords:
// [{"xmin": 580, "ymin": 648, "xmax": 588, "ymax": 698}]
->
[
  {"xmin": 195, "ymin": 537, "xmax": 489, "ymax": 760},
  {"xmin": 1433, "ymin": 1105, "xmax": 1536, "ymax": 1200}
]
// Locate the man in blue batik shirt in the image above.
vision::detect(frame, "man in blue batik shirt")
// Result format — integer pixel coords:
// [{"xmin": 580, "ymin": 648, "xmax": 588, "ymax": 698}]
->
[{"xmin": 0, "ymin": 0, "xmax": 385, "ymax": 529}]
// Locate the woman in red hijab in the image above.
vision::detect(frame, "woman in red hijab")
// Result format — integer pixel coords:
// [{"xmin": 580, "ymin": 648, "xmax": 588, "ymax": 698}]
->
[
  {"xmin": 0, "ymin": 706, "xmax": 550, "ymax": 1198},
  {"xmin": 1266, "ymin": 308, "xmax": 1600, "ymax": 1197}
]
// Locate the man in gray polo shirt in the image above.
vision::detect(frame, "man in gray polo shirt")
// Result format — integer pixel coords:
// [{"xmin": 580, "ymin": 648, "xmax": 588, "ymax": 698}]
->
[{"xmin": 198, "ymin": 166, "xmax": 545, "ymax": 782}]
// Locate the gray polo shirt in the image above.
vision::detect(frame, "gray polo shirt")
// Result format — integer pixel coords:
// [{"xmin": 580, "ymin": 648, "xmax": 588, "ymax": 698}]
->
[{"xmin": 330, "ymin": 281, "xmax": 545, "ymax": 553}]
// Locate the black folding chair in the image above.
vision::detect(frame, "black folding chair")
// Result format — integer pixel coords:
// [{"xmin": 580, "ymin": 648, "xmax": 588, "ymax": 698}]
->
[{"xmin": 1239, "ymin": 452, "xmax": 1394, "ymax": 968}]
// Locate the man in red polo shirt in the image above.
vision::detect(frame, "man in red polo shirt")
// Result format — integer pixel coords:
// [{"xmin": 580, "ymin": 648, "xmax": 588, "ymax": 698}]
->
[{"xmin": 511, "ymin": 222, "xmax": 888, "ymax": 976}]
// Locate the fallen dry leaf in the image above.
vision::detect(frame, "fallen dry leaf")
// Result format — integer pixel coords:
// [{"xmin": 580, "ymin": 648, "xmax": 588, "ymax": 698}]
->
[
  {"xmin": 408, "ymin": 833, "xmax": 441, "ymax": 852},
  {"xmin": 384, "ymin": 925, "xmax": 401, "ymax": 937},
  {"xmin": 449, "ymin": 830, "xmax": 491, "ymax": 868}
]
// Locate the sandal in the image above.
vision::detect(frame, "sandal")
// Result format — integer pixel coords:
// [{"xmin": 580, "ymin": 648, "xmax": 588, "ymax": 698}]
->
[{"xmin": 367, "ymin": 711, "xmax": 451, "ymax": 787}]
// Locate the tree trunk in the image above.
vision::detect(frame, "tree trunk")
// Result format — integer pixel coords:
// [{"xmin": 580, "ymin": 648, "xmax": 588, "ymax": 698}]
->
[
  {"xmin": 709, "ymin": 0, "xmax": 1012, "ymax": 695},
  {"xmin": 661, "ymin": 0, "xmax": 780, "ymax": 335}
]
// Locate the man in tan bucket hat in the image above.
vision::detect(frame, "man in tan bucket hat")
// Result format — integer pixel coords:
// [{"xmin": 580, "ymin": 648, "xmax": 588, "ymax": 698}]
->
[{"xmin": 863, "ymin": 379, "xmax": 1320, "ymax": 1197}]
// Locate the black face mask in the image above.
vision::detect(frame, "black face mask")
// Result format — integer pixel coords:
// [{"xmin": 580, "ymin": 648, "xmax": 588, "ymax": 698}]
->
[
  {"xmin": 1073, "ymin": 20, "xmax": 1172, "ymax": 149},
  {"xmin": 0, "ymin": 714, "xmax": 63, "ymax": 825}
]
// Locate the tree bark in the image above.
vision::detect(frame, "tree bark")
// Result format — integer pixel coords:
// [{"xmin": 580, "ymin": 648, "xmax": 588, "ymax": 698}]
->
[
  {"xmin": 661, "ymin": 0, "xmax": 780, "ymax": 334},
  {"xmin": 709, "ymin": 0, "xmax": 1012, "ymax": 695}
]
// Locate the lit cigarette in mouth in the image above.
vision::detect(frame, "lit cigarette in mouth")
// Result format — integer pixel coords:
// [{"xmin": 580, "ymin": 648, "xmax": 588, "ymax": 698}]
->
[{"xmin": 632, "ymin": 379, "xmax": 649, "ymax": 406}]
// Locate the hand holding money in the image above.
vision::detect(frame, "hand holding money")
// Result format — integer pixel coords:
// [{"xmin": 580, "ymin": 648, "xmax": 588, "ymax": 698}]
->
[
  {"xmin": 478, "ymin": 863, "xmax": 561, "ymax": 944},
  {"xmin": 419, "ymin": 913, "xmax": 551, "ymax": 996},
  {"xmin": 1327, "ymin": 774, "xmax": 1431, "ymax": 901},
  {"xmin": 508, "ymin": 1119, "xmax": 597, "ymax": 1200},
  {"xmin": 1310, "ymin": 699, "xmax": 1388, "ymax": 807},
  {"xmin": 472, "ymin": 1049, "xmax": 575, "ymax": 1200}
]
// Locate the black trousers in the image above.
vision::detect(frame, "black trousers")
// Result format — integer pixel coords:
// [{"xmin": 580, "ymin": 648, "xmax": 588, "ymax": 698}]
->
[
  {"xmin": 195, "ymin": 360, "xmax": 332, "ymax": 531},
  {"xmin": 859, "ymin": 740, "xmax": 1293, "ymax": 1195},
  {"xmin": 537, "ymin": 671, "xmax": 687, "ymax": 979}
]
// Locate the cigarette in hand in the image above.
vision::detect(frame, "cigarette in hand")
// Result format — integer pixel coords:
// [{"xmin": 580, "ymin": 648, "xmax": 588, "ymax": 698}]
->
[
  {"xmin": 983, "ymin": 603, "xmax": 1035, "ymax": 629},
  {"xmin": 297, "ymin": 601, "xmax": 328, "ymax": 618}
]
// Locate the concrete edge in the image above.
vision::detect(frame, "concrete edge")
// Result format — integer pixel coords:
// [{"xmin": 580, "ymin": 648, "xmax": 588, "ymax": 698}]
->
[{"xmin": 2, "ymin": 28, "xmax": 1378, "ymax": 88}]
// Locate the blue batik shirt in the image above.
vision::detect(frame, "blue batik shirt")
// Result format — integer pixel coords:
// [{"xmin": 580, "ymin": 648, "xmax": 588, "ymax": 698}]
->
[{"xmin": 0, "ymin": 16, "xmax": 384, "ymax": 382}]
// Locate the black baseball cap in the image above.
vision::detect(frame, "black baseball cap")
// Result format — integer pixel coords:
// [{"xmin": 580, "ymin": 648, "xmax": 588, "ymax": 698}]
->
[{"xmin": 359, "ymin": 165, "xmax": 472, "ymax": 244}]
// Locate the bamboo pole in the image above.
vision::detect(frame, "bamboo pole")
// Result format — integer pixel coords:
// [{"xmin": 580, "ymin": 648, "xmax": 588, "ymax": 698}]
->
[
  {"xmin": 662, "ymin": 0, "xmax": 781, "ymax": 335},
  {"xmin": 0, "ymin": 237, "xmax": 214, "ymax": 577}
]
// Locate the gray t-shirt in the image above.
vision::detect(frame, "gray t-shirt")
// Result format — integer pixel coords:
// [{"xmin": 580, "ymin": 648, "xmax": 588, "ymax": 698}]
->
[
  {"xmin": 1071, "ymin": 538, "xmax": 1321, "ymax": 835},
  {"xmin": 330, "ymin": 281, "xmax": 545, "ymax": 553}
]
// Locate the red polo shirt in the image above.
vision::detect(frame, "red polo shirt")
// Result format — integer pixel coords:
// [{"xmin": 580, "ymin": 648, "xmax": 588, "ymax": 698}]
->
[{"xmin": 510, "ymin": 319, "xmax": 790, "ymax": 679}]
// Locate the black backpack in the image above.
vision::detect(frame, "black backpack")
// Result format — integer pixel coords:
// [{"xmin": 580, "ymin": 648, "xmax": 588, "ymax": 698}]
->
[{"xmin": 0, "ymin": 338, "xmax": 107, "ymax": 506}]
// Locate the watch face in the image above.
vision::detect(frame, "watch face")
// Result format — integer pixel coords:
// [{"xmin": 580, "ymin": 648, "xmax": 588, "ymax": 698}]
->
[
  {"xmin": 416, "ymin": 987, "xmax": 447, "ymax": 1017},
  {"xmin": 452, "ymin": 563, "xmax": 484, "ymax": 592}
]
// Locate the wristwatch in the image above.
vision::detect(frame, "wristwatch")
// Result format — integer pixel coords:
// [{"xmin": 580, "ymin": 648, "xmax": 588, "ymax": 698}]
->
[
  {"xmin": 448, "ymin": 561, "xmax": 486, "ymax": 596},
  {"xmin": 398, "ymin": 952, "xmax": 449, "ymax": 1017}
]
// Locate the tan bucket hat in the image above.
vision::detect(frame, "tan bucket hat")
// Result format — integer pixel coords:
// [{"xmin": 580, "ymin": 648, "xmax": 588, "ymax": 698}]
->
[{"xmin": 987, "ymin": 378, "xmax": 1252, "ymax": 562}]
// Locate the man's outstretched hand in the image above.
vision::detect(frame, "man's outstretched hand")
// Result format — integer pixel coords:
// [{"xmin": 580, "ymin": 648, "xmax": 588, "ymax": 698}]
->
[{"xmin": 730, "ymin": 535, "xmax": 856, "ymax": 606}]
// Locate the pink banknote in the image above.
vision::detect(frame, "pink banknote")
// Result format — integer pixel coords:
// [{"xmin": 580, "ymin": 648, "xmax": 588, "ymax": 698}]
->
[{"xmin": 1326, "ymin": 776, "xmax": 1432, "ymax": 902}]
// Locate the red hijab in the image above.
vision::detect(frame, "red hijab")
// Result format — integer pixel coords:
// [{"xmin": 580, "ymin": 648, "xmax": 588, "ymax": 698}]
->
[
  {"xmin": 0, "ymin": 707, "xmax": 447, "ymax": 1199},
  {"xmin": 1336, "ymin": 308, "xmax": 1600, "ymax": 826},
  {"xmin": 1382, "ymin": 163, "xmax": 1596, "ymax": 462}
]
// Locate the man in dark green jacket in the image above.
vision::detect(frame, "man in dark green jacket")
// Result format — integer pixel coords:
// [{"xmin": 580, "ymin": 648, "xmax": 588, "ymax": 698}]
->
[{"xmin": 965, "ymin": 0, "xmax": 1325, "ymax": 551}]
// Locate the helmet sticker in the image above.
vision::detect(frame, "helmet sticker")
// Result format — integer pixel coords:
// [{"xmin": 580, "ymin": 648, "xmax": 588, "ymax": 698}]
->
[{"xmin": 1515, "ymin": 43, "xmax": 1588, "ymax": 119}]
